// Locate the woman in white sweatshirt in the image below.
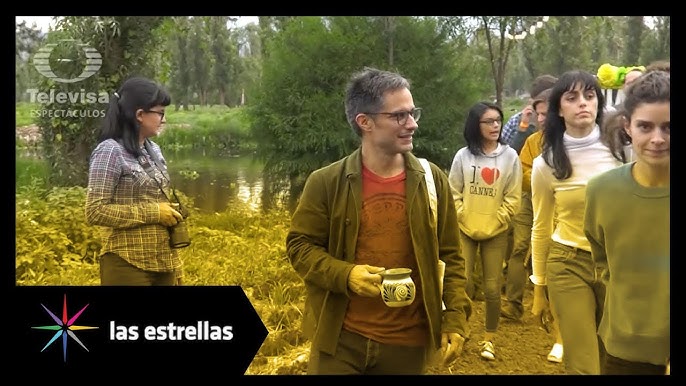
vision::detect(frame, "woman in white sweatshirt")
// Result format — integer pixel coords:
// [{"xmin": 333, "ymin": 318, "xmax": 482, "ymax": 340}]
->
[
  {"xmin": 530, "ymin": 70, "xmax": 624, "ymax": 374},
  {"xmin": 449, "ymin": 101, "xmax": 522, "ymax": 361}
]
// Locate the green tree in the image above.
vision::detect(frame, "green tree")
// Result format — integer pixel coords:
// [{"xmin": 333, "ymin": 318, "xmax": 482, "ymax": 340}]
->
[
  {"xmin": 15, "ymin": 20, "xmax": 44, "ymax": 102},
  {"xmin": 442, "ymin": 16, "xmax": 537, "ymax": 107},
  {"xmin": 475, "ymin": 16, "xmax": 528, "ymax": 107},
  {"xmin": 257, "ymin": 16, "xmax": 295, "ymax": 59},
  {"xmin": 517, "ymin": 16, "xmax": 618, "ymax": 87},
  {"xmin": 545, "ymin": 17, "xmax": 593, "ymax": 74},
  {"xmin": 586, "ymin": 17, "xmax": 617, "ymax": 65},
  {"xmin": 35, "ymin": 16, "xmax": 169, "ymax": 187},
  {"xmin": 190, "ymin": 17, "xmax": 210, "ymax": 106},
  {"xmin": 234, "ymin": 23, "xmax": 262, "ymax": 106},
  {"xmin": 641, "ymin": 16, "xmax": 670, "ymax": 64},
  {"xmin": 208, "ymin": 16, "xmax": 233, "ymax": 106},
  {"xmin": 623, "ymin": 16, "xmax": 644, "ymax": 65},
  {"xmin": 250, "ymin": 16, "xmax": 490, "ymax": 210},
  {"xmin": 168, "ymin": 17, "xmax": 192, "ymax": 110}
]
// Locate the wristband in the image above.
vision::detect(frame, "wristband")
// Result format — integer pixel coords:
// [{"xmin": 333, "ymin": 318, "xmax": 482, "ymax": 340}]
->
[{"xmin": 519, "ymin": 121, "xmax": 529, "ymax": 129}]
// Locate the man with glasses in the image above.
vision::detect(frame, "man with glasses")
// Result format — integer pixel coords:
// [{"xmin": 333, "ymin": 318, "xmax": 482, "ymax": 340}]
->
[{"xmin": 287, "ymin": 67, "xmax": 472, "ymax": 374}]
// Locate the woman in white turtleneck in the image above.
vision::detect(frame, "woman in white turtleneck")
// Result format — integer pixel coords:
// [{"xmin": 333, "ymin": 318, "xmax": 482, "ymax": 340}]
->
[{"xmin": 529, "ymin": 70, "xmax": 624, "ymax": 374}]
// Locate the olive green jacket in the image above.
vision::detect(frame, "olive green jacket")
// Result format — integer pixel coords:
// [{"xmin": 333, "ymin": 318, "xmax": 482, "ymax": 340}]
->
[{"xmin": 286, "ymin": 147, "xmax": 472, "ymax": 355}]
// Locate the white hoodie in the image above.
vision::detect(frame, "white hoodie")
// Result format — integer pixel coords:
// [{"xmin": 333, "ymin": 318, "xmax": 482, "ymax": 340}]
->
[{"xmin": 448, "ymin": 143, "xmax": 522, "ymax": 241}]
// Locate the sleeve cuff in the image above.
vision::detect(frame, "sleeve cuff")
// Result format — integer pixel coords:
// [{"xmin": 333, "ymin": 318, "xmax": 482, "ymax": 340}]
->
[
  {"xmin": 529, "ymin": 274, "xmax": 546, "ymax": 286},
  {"xmin": 145, "ymin": 203, "xmax": 161, "ymax": 224}
]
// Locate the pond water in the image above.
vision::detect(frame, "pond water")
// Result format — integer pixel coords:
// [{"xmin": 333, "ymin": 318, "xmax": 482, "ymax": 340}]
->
[
  {"xmin": 165, "ymin": 149, "xmax": 267, "ymax": 213},
  {"xmin": 17, "ymin": 148, "xmax": 284, "ymax": 213}
]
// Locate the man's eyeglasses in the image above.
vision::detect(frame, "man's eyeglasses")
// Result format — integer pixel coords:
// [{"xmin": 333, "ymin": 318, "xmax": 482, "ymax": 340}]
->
[
  {"xmin": 365, "ymin": 107, "xmax": 422, "ymax": 125},
  {"xmin": 146, "ymin": 110, "xmax": 165, "ymax": 119},
  {"xmin": 479, "ymin": 118, "xmax": 502, "ymax": 126}
]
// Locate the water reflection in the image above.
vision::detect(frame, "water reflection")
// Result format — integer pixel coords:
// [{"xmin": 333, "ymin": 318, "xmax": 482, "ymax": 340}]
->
[
  {"xmin": 16, "ymin": 148, "xmax": 280, "ymax": 213},
  {"xmin": 165, "ymin": 149, "xmax": 266, "ymax": 213}
]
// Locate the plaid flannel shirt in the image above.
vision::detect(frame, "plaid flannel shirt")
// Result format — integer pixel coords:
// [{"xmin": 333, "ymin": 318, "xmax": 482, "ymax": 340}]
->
[
  {"xmin": 501, "ymin": 111, "xmax": 523, "ymax": 144},
  {"xmin": 85, "ymin": 139, "xmax": 181, "ymax": 273}
]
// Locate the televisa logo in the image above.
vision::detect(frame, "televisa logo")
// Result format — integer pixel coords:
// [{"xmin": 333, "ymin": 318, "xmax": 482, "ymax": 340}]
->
[
  {"xmin": 32, "ymin": 39, "xmax": 102, "ymax": 83},
  {"xmin": 28, "ymin": 39, "xmax": 108, "ymax": 118}
]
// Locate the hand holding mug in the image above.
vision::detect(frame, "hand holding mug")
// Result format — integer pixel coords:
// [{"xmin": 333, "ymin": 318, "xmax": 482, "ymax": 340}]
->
[
  {"xmin": 379, "ymin": 268, "xmax": 416, "ymax": 307},
  {"xmin": 347, "ymin": 264, "xmax": 385, "ymax": 297}
]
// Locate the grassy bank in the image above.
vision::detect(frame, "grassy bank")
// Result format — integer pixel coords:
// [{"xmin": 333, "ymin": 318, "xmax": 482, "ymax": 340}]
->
[
  {"xmin": 15, "ymin": 181, "xmax": 304, "ymax": 374},
  {"xmin": 15, "ymin": 102, "xmax": 256, "ymax": 153}
]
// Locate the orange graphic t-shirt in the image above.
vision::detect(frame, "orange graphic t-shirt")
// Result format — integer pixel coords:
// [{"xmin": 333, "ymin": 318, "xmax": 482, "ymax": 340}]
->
[{"xmin": 343, "ymin": 164, "xmax": 428, "ymax": 347}]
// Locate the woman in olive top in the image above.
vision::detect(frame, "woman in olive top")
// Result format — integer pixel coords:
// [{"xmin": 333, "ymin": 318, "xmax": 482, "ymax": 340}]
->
[{"xmin": 584, "ymin": 70, "xmax": 670, "ymax": 375}]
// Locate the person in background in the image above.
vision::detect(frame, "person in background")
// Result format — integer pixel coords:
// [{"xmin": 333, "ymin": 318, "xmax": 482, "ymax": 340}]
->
[
  {"xmin": 85, "ymin": 76, "xmax": 184, "ymax": 286},
  {"xmin": 499, "ymin": 74, "xmax": 558, "ymax": 296},
  {"xmin": 507, "ymin": 83, "xmax": 555, "ymax": 155},
  {"xmin": 584, "ymin": 70, "xmax": 670, "ymax": 375},
  {"xmin": 503, "ymin": 87, "xmax": 565, "ymax": 363},
  {"xmin": 502, "ymin": 88, "xmax": 553, "ymax": 321},
  {"xmin": 500, "ymin": 74, "xmax": 558, "ymax": 148},
  {"xmin": 529, "ymin": 70, "xmax": 625, "ymax": 374},
  {"xmin": 601, "ymin": 108, "xmax": 635, "ymax": 163},
  {"xmin": 449, "ymin": 101, "xmax": 522, "ymax": 361},
  {"xmin": 622, "ymin": 68, "xmax": 644, "ymax": 89},
  {"xmin": 287, "ymin": 67, "xmax": 472, "ymax": 375},
  {"xmin": 612, "ymin": 67, "xmax": 645, "ymax": 110},
  {"xmin": 646, "ymin": 59, "xmax": 670, "ymax": 74}
]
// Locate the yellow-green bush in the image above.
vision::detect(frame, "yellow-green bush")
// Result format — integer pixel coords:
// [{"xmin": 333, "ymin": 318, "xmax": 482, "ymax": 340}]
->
[
  {"xmin": 16, "ymin": 183, "xmax": 102, "ymax": 284},
  {"xmin": 16, "ymin": 182, "xmax": 307, "ymax": 374}
]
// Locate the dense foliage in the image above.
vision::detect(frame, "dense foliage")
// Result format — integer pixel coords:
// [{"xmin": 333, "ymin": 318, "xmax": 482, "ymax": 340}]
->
[{"xmin": 16, "ymin": 16, "xmax": 670, "ymax": 194}]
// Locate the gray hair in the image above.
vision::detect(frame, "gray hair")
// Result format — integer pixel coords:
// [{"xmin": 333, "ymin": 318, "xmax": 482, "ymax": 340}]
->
[{"xmin": 344, "ymin": 67, "xmax": 411, "ymax": 137}]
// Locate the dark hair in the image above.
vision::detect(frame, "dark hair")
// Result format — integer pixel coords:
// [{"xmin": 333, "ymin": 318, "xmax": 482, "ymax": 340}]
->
[
  {"xmin": 463, "ymin": 101, "xmax": 504, "ymax": 156},
  {"xmin": 530, "ymin": 75, "xmax": 558, "ymax": 99},
  {"xmin": 99, "ymin": 76, "xmax": 171, "ymax": 156},
  {"xmin": 542, "ymin": 70, "xmax": 613, "ymax": 179},
  {"xmin": 646, "ymin": 60, "xmax": 670, "ymax": 74},
  {"xmin": 345, "ymin": 67, "xmax": 411, "ymax": 137},
  {"xmin": 603, "ymin": 71, "xmax": 670, "ymax": 163},
  {"xmin": 622, "ymin": 70, "xmax": 670, "ymax": 119},
  {"xmin": 601, "ymin": 108, "xmax": 630, "ymax": 162},
  {"xmin": 532, "ymin": 88, "xmax": 553, "ymax": 111}
]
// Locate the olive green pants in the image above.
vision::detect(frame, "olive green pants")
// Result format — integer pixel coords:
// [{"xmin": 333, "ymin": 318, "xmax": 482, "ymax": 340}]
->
[
  {"xmin": 547, "ymin": 242, "xmax": 606, "ymax": 374},
  {"xmin": 100, "ymin": 252, "xmax": 177, "ymax": 286}
]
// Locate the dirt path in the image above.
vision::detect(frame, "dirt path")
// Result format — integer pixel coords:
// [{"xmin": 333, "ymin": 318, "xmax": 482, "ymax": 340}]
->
[
  {"xmin": 427, "ymin": 282, "xmax": 565, "ymax": 375},
  {"xmin": 249, "ymin": 282, "xmax": 567, "ymax": 375}
]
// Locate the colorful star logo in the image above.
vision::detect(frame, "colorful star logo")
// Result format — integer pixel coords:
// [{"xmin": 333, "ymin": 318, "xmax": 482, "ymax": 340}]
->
[{"xmin": 31, "ymin": 294, "xmax": 99, "ymax": 362}]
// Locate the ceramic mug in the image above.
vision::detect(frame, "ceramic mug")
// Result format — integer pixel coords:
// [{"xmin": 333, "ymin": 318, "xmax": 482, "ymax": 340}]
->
[{"xmin": 379, "ymin": 268, "xmax": 416, "ymax": 307}]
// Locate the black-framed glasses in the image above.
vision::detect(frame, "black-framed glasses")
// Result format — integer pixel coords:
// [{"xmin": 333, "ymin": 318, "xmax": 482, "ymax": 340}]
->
[
  {"xmin": 479, "ymin": 118, "xmax": 502, "ymax": 126},
  {"xmin": 364, "ymin": 107, "xmax": 422, "ymax": 125},
  {"xmin": 146, "ymin": 110, "xmax": 165, "ymax": 119}
]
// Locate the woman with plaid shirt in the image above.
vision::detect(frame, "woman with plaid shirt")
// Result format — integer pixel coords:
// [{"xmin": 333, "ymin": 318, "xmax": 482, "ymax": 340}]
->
[{"xmin": 85, "ymin": 77, "xmax": 184, "ymax": 286}]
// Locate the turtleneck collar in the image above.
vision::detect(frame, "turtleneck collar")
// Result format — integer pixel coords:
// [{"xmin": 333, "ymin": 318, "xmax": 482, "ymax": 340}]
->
[{"xmin": 563, "ymin": 124, "xmax": 600, "ymax": 150}]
